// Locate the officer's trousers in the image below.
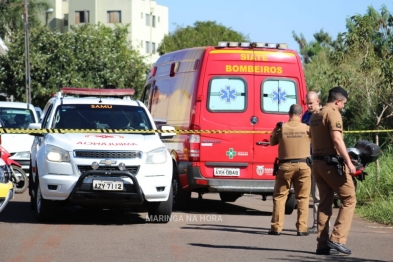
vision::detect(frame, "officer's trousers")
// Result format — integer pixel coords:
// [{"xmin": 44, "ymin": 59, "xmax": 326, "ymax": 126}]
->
[
  {"xmin": 271, "ymin": 162, "xmax": 311, "ymax": 232},
  {"xmin": 312, "ymin": 160, "xmax": 356, "ymax": 248},
  {"xmin": 311, "ymin": 171, "xmax": 320, "ymax": 226},
  {"xmin": 311, "ymin": 169, "xmax": 332, "ymax": 227}
]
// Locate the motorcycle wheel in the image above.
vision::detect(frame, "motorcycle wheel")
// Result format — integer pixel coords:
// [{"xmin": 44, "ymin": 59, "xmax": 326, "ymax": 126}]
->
[{"xmin": 12, "ymin": 166, "xmax": 28, "ymax": 194}]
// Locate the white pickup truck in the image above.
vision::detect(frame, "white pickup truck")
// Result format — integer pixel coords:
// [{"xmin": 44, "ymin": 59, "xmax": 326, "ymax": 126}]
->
[
  {"xmin": 0, "ymin": 102, "xmax": 39, "ymax": 175},
  {"xmin": 29, "ymin": 88, "xmax": 176, "ymax": 222}
]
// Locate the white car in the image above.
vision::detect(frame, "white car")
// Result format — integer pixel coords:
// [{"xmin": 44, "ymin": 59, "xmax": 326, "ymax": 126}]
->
[
  {"xmin": 0, "ymin": 101, "xmax": 39, "ymax": 174},
  {"xmin": 29, "ymin": 88, "xmax": 176, "ymax": 222}
]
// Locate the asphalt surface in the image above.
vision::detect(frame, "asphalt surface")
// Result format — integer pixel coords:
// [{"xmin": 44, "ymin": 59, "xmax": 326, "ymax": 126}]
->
[{"xmin": 0, "ymin": 191, "xmax": 392, "ymax": 262}]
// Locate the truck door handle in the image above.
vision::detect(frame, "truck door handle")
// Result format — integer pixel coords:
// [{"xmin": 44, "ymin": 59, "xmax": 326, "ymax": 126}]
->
[{"xmin": 256, "ymin": 141, "xmax": 270, "ymax": 146}]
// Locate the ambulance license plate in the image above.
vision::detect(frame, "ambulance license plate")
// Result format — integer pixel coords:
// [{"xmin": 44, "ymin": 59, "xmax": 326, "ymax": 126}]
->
[
  {"xmin": 214, "ymin": 168, "xmax": 240, "ymax": 177},
  {"xmin": 93, "ymin": 180, "xmax": 124, "ymax": 191}
]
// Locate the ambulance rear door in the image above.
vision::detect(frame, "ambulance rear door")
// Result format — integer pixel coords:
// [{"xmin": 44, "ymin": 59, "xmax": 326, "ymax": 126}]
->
[
  {"xmin": 252, "ymin": 50, "xmax": 302, "ymax": 179},
  {"xmin": 197, "ymin": 49, "xmax": 255, "ymax": 180}
]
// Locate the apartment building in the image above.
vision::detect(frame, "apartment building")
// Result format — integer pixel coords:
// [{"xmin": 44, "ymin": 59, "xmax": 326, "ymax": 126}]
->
[{"xmin": 43, "ymin": 0, "xmax": 168, "ymax": 64}]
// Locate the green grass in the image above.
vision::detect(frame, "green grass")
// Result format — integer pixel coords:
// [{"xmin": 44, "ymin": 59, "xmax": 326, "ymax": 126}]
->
[
  {"xmin": 355, "ymin": 151, "xmax": 393, "ymax": 225},
  {"xmin": 356, "ymin": 197, "xmax": 393, "ymax": 225}
]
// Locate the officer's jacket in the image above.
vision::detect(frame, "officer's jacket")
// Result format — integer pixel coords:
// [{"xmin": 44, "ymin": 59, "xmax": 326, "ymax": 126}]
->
[
  {"xmin": 309, "ymin": 104, "xmax": 343, "ymax": 156},
  {"xmin": 270, "ymin": 119, "xmax": 310, "ymax": 160}
]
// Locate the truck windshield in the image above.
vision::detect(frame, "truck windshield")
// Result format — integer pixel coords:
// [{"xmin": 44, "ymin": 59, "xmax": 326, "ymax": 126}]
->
[
  {"xmin": 51, "ymin": 104, "xmax": 153, "ymax": 130},
  {"xmin": 0, "ymin": 108, "xmax": 36, "ymax": 128}
]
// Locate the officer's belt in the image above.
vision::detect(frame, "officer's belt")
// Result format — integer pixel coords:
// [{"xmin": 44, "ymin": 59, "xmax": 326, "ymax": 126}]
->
[
  {"xmin": 279, "ymin": 158, "xmax": 307, "ymax": 164},
  {"xmin": 313, "ymin": 156, "xmax": 326, "ymax": 161},
  {"xmin": 313, "ymin": 155, "xmax": 343, "ymax": 161}
]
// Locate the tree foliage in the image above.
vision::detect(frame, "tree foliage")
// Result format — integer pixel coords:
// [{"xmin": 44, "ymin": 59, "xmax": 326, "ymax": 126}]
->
[
  {"xmin": 294, "ymin": 5, "xmax": 393, "ymax": 178},
  {"xmin": 0, "ymin": 0, "xmax": 50, "ymax": 41},
  {"xmin": 158, "ymin": 21, "xmax": 249, "ymax": 55},
  {"xmin": 0, "ymin": 23, "xmax": 149, "ymax": 107},
  {"xmin": 292, "ymin": 29, "xmax": 334, "ymax": 64},
  {"xmin": 295, "ymin": 5, "xmax": 393, "ymax": 141}
]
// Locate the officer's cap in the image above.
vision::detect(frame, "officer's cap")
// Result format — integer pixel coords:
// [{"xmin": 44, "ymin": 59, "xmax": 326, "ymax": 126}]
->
[{"xmin": 329, "ymin": 86, "xmax": 348, "ymax": 100}]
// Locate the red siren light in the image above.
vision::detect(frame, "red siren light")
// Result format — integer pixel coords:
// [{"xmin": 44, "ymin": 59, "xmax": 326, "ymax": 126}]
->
[{"xmin": 61, "ymin": 87, "xmax": 135, "ymax": 96}]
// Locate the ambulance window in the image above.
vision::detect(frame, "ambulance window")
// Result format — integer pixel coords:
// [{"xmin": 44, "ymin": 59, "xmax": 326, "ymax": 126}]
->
[
  {"xmin": 142, "ymin": 84, "xmax": 152, "ymax": 108},
  {"xmin": 208, "ymin": 78, "xmax": 246, "ymax": 112},
  {"xmin": 262, "ymin": 80, "xmax": 297, "ymax": 113}
]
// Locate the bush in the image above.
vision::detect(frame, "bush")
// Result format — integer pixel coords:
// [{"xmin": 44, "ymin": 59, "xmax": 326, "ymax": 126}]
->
[{"xmin": 355, "ymin": 151, "xmax": 393, "ymax": 225}]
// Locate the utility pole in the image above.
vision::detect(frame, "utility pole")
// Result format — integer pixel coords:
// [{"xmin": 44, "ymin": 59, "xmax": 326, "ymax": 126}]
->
[{"xmin": 23, "ymin": 0, "xmax": 31, "ymax": 105}]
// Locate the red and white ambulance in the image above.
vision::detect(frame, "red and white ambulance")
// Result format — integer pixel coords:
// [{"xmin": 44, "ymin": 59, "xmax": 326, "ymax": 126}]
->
[{"xmin": 141, "ymin": 42, "xmax": 307, "ymax": 211}]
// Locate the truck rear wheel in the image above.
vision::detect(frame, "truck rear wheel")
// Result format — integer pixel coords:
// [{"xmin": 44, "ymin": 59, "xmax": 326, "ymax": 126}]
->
[{"xmin": 172, "ymin": 176, "xmax": 191, "ymax": 210}]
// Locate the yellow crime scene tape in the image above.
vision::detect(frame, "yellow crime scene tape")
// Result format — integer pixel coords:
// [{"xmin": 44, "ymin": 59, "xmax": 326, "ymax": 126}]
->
[{"xmin": 0, "ymin": 128, "xmax": 392, "ymax": 134}]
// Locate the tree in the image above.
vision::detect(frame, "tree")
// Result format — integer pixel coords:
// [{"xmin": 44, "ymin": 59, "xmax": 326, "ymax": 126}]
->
[
  {"xmin": 292, "ymin": 29, "xmax": 334, "ymax": 64},
  {"xmin": 158, "ymin": 21, "xmax": 249, "ymax": 55},
  {"xmin": 0, "ymin": 0, "xmax": 50, "ymax": 41},
  {"xmin": 330, "ymin": 5, "xmax": 393, "ymax": 179},
  {"xmin": 0, "ymin": 23, "xmax": 149, "ymax": 107}
]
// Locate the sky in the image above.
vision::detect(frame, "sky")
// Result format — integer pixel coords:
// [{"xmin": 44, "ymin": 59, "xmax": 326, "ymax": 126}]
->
[{"xmin": 158, "ymin": 0, "xmax": 391, "ymax": 52}]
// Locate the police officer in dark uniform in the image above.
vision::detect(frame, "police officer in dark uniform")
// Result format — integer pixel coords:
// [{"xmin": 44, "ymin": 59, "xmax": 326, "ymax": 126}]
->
[
  {"xmin": 268, "ymin": 104, "xmax": 311, "ymax": 236},
  {"xmin": 310, "ymin": 86, "xmax": 356, "ymax": 255}
]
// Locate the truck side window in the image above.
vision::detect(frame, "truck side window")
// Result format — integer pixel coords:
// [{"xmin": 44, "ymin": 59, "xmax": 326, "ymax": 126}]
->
[
  {"xmin": 262, "ymin": 79, "xmax": 297, "ymax": 113},
  {"xmin": 142, "ymin": 84, "xmax": 152, "ymax": 108},
  {"xmin": 42, "ymin": 104, "xmax": 53, "ymax": 128},
  {"xmin": 208, "ymin": 77, "xmax": 246, "ymax": 112}
]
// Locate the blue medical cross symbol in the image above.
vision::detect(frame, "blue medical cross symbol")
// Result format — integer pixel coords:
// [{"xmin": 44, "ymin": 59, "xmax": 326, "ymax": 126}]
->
[
  {"xmin": 220, "ymin": 86, "xmax": 237, "ymax": 103},
  {"xmin": 226, "ymin": 148, "xmax": 237, "ymax": 159},
  {"xmin": 272, "ymin": 87, "xmax": 287, "ymax": 104}
]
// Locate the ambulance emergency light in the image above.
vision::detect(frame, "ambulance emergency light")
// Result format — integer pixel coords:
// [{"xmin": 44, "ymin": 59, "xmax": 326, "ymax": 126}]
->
[{"xmin": 217, "ymin": 42, "xmax": 288, "ymax": 49}]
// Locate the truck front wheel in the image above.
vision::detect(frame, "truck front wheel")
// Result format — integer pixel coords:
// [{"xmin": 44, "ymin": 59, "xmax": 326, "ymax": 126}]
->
[
  {"xmin": 34, "ymin": 178, "xmax": 56, "ymax": 222},
  {"xmin": 147, "ymin": 186, "xmax": 173, "ymax": 223}
]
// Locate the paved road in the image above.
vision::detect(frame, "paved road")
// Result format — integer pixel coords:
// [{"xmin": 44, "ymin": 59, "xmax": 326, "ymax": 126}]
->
[{"xmin": 0, "ymin": 192, "xmax": 392, "ymax": 262}]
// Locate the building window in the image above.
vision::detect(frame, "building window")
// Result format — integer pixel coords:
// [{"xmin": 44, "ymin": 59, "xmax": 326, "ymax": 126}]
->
[
  {"xmin": 141, "ymin": 12, "xmax": 143, "ymax": 19},
  {"xmin": 64, "ymin": 14, "xmax": 68, "ymax": 26},
  {"xmin": 107, "ymin": 11, "xmax": 121, "ymax": 23},
  {"xmin": 145, "ymin": 41, "xmax": 150, "ymax": 53},
  {"xmin": 152, "ymin": 42, "xmax": 156, "ymax": 54},
  {"xmin": 152, "ymin": 15, "xmax": 156, "ymax": 28},
  {"xmin": 145, "ymin": 14, "xmax": 150, "ymax": 26},
  {"xmin": 141, "ymin": 40, "xmax": 143, "ymax": 48},
  {"xmin": 158, "ymin": 16, "xmax": 160, "ymax": 23},
  {"xmin": 75, "ymin": 11, "xmax": 89, "ymax": 24}
]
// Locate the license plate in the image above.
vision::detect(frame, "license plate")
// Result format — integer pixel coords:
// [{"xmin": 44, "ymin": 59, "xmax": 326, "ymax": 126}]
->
[
  {"xmin": 214, "ymin": 168, "xmax": 240, "ymax": 177},
  {"xmin": 93, "ymin": 180, "xmax": 124, "ymax": 191}
]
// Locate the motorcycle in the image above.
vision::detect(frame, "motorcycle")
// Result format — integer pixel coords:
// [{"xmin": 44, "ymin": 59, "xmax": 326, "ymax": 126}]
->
[
  {"xmin": 0, "ymin": 145, "xmax": 29, "ymax": 194},
  {"xmin": 333, "ymin": 140, "xmax": 381, "ymax": 208},
  {"xmin": 0, "ymin": 158, "xmax": 14, "ymax": 213}
]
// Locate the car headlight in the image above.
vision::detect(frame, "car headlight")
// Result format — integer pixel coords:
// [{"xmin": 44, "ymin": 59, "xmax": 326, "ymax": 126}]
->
[
  {"xmin": 10, "ymin": 151, "xmax": 31, "ymax": 159},
  {"xmin": 146, "ymin": 147, "xmax": 167, "ymax": 164},
  {"xmin": 45, "ymin": 145, "xmax": 70, "ymax": 162}
]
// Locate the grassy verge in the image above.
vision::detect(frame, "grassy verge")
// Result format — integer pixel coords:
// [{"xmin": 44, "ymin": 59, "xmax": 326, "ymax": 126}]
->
[
  {"xmin": 355, "ymin": 151, "xmax": 393, "ymax": 225},
  {"xmin": 356, "ymin": 197, "xmax": 393, "ymax": 225}
]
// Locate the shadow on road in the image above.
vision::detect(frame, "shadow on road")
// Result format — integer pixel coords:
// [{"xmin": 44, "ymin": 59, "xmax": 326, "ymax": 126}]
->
[
  {"xmin": 189, "ymin": 243, "xmax": 387, "ymax": 262},
  {"xmin": 1, "ymin": 193, "xmax": 270, "ymax": 225},
  {"xmin": 175, "ymin": 197, "xmax": 272, "ymax": 216},
  {"xmin": 181, "ymin": 223, "xmax": 300, "ymax": 235},
  {"xmin": 0, "ymin": 200, "xmax": 146, "ymax": 225}
]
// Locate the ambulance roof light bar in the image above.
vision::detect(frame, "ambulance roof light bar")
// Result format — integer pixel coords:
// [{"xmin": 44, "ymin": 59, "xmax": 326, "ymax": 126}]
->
[
  {"xmin": 217, "ymin": 41, "xmax": 287, "ymax": 49},
  {"xmin": 60, "ymin": 87, "xmax": 135, "ymax": 97},
  {"xmin": 254, "ymin": 43, "xmax": 288, "ymax": 49}
]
